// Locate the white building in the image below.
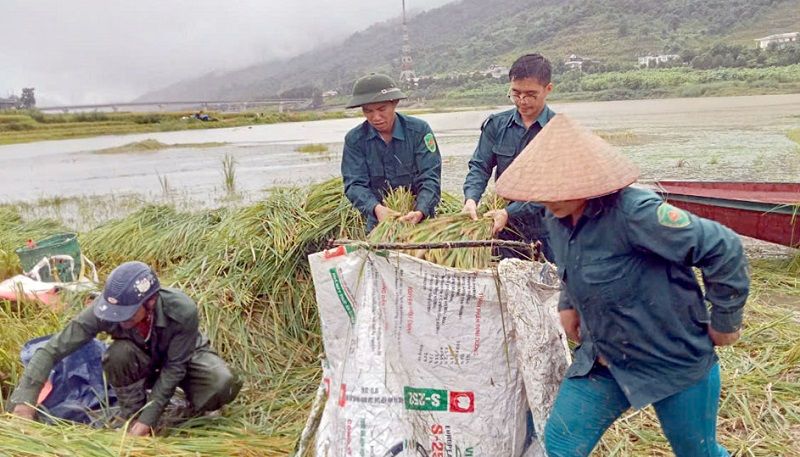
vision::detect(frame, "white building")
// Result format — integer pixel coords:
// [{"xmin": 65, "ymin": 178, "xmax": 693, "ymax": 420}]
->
[
  {"xmin": 638, "ymin": 54, "xmax": 680, "ymax": 67},
  {"xmin": 0, "ymin": 96, "xmax": 18, "ymax": 110},
  {"xmin": 484, "ymin": 64, "xmax": 508, "ymax": 79},
  {"xmin": 755, "ymin": 32, "xmax": 799, "ymax": 49},
  {"xmin": 565, "ymin": 54, "xmax": 586, "ymax": 71}
]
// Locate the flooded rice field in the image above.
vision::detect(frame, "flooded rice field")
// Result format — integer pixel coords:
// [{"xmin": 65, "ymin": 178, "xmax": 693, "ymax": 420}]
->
[{"xmin": 1, "ymin": 94, "xmax": 798, "ymax": 224}]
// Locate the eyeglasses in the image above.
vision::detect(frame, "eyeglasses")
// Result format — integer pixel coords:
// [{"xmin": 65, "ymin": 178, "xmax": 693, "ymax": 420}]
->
[{"xmin": 507, "ymin": 91, "xmax": 538, "ymax": 103}]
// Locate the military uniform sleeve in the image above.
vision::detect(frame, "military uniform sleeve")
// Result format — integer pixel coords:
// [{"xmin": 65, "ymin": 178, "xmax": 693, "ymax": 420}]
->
[
  {"xmin": 341, "ymin": 133, "xmax": 381, "ymax": 220},
  {"xmin": 412, "ymin": 126, "xmax": 442, "ymax": 218},
  {"xmin": 137, "ymin": 311, "xmax": 199, "ymax": 426},
  {"xmin": 8, "ymin": 306, "xmax": 102, "ymax": 408},
  {"xmin": 506, "ymin": 201, "xmax": 546, "ymax": 224},
  {"xmin": 621, "ymin": 192, "xmax": 749, "ymax": 333},
  {"xmin": 558, "ymin": 287, "xmax": 575, "ymax": 311},
  {"xmin": 463, "ymin": 117, "xmax": 497, "ymax": 203}
]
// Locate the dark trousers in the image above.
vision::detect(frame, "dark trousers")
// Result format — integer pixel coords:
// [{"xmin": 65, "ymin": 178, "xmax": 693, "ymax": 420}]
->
[{"xmin": 102, "ymin": 339, "xmax": 241, "ymax": 413}]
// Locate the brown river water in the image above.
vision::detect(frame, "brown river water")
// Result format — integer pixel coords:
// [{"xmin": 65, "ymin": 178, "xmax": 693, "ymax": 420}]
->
[{"xmin": 1, "ymin": 94, "xmax": 798, "ymax": 215}]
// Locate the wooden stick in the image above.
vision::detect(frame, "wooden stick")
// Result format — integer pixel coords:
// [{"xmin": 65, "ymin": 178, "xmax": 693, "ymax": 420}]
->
[{"xmin": 330, "ymin": 239, "xmax": 541, "ymax": 259}]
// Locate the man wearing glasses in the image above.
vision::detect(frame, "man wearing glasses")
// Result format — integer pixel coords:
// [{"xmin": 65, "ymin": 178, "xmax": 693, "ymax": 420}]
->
[{"xmin": 462, "ymin": 53, "xmax": 555, "ymax": 260}]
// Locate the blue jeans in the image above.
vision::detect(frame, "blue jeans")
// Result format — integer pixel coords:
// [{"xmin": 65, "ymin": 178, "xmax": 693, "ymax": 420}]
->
[{"xmin": 544, "ymin": 363, "xmax": 729, "ymax": 457}]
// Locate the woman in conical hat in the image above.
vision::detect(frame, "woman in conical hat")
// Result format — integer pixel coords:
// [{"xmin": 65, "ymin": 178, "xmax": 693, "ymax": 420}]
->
[{"xmin": 496, "ymin": 114, "xmax": 749, "ymax": 456}]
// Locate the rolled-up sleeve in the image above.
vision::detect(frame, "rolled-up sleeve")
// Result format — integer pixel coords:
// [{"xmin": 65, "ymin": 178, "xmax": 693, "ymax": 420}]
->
[{"xmin": 621, "ymin": 195, "xmax": 749, "ymax": 333}]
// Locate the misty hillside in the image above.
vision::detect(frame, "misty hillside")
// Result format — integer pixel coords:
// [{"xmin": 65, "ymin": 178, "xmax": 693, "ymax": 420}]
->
[{"xmin": 136, "ymin": 0, "xmax": 800, "ymax": 102}]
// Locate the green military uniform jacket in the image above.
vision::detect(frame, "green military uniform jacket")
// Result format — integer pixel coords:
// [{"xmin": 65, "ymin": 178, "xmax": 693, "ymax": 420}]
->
[
  {"xmin": 9, "ymin": 287, "xmax": 209, "ymax": 426},
  {"xmin": 548, "ymin": 187, "xmax": 749, "ymax": 408},
  {"xmin": 341, "ymin": 112, "xmax": 442, "ymax": 231}
]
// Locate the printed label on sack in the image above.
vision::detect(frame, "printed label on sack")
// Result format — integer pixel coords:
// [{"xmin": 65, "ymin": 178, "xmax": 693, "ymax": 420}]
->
[
  {"xmin": 330, "ymin": 268, "xmax": 356, "ymax": 324},
  {"xmin": 404, "ymin": 386, "xmax": 448, "ymax": 411},
  {"xmin": 323, "ymin": 244, "xmax": 358, "ymax": 260}
]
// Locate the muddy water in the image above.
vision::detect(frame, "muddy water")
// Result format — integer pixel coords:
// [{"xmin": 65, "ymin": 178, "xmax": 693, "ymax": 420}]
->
[{"xmin": 1, "ymin": 94, "xmax": 798, "ymax": 205}]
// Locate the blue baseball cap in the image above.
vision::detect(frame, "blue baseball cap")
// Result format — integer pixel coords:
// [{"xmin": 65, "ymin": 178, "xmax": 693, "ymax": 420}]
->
[{"xmin": 93, "ymin": 261, "xmax": 160, "ymax": 322}]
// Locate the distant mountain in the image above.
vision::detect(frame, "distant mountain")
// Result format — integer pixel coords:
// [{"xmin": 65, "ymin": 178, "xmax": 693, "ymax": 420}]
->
[{"xmin": 136, "ymin": 0, "xmax": 800, "ymax": 102}]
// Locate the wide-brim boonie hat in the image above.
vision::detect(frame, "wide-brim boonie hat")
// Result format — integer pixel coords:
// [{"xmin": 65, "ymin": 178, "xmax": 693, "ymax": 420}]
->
[
  {"xmin": 495, "ymin": 114, "xmax": 639, "ymax": 202},
  {"xmin": 346, "ymin": 73, "xmax": 407, "ymax": 108}
]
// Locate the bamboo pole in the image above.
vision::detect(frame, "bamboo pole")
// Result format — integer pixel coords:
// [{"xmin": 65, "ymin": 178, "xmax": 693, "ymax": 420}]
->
[{"xmin": 331, "ymin": 239, "xmax": 541, "ymax": 259}]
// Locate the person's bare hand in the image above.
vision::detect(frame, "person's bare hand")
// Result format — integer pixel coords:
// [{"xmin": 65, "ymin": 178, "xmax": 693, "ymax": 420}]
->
[
  {"xmin": 559, "ymin": 309, "xmax": 581, "ymax": 342},
  {"xmin": 485, "ymin": 209, "xmax": 509, "ymax": 235},
  {"xmin": 709, "ymin": 327, "xmax": 740, "ymax": 346},
  {"xmin": 462, "ymin": 199, "xmax": 478, "ymax": 220},
  {"xmin": 398, "ymin": 210, "xmax": 424, "ymax": 224},
  {"xmin": 128, "ymin": 421, "xmax": 152, "ymax": 437},
  {"xmin": 13, "ymin": 403, "xmax": 36, "ymax": 420},
  {"xmin": 374, "ymin": 204, "xmax": 400, "ymax": 223}
]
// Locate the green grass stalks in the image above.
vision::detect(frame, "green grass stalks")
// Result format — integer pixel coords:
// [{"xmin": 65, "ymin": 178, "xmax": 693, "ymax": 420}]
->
[
  {"xmin": 93, "ymin": 139, "xmax": 227, "ymax": 155},
  {"xmin": 295, "ymin": 144, "xmax": 329, "ymax": 154},
  {"xmin": 222, "ymin": 153, "xmax": 237, "ymax": 194},
  {"xmin": 368, "ymin": 187, "xmax": 504, "ymax": 269},
  {"xmin": 0, "ymin": 180, "xmax": 797, "ymax": 455},
  {"xmin": 595, "ymin": 130, "xmax": 645, "ymax": 146},
  {"xmin": 788, "ymin": 128, "xmax": 800, "ymax": 146}
]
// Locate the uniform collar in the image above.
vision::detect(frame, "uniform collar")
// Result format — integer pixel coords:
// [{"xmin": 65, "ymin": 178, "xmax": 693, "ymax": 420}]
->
[
  {"xmin": 548, "ymin": 191, "xmax": 620, "ymax": 228},
  {"xmin": 154, "ymin": 292, "xmax": 168, "ymax": 328},
  {"xmin": 508, "ymin": 105, "xmax": 554, "ymax": 130},
  {"xmin": 366, "ymin": 114, "xmax": 405, "ymax": 141}
]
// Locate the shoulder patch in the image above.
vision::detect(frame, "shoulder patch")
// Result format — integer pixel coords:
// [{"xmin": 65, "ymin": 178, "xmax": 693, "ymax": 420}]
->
[
  {"xmin": 657, "ymin": 202, "xmax": 691, "ymax": 228},
  {"xmin": 424, "ymin": 132, "xmax": 437, "ymax": 153}
]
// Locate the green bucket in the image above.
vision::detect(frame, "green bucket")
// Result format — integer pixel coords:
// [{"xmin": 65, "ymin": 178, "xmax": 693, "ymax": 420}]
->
[{"xmin": 15, "ymin": 233, "xmax": 82, "ymax": 282}]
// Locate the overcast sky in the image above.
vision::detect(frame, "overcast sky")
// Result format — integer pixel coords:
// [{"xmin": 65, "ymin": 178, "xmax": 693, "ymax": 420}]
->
[{"xmin": 0, "ymin": 0, "xmax": 455, "ymax": 106}]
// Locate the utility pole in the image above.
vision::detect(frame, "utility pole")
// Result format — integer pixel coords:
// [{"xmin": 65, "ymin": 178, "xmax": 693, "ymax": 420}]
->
[{"xmin": 398, "ymin": 0, "xmax": 417, "ymax": 88}]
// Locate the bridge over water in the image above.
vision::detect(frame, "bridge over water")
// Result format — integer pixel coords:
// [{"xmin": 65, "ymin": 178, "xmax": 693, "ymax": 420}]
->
[{"xmin": 37, "ymin": 99, "xmax": 311, "ymax": 113}]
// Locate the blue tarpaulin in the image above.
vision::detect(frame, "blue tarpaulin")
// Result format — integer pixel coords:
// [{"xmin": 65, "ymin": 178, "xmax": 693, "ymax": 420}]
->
[{"xmin": 20, "ymin": 335, "xmax": 116, "ymax": 424}]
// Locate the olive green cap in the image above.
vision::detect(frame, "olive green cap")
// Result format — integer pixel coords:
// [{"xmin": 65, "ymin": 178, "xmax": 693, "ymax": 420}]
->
[{"xmin": 346, "ymin": 73, "xmax": 407, "ymax": 108}]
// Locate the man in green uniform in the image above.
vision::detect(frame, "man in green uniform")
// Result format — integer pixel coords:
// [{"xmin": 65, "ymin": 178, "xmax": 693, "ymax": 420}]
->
[
  {"xmin": 9, "ymin": 261, "xmax": 241, "ymax": 436},
  {"xmin": 342, "ymin": 73, "xmax": 442, "ymax": 232},
  {"xmin": 462, "ymin": 53, "xmax": 555, "ymax": 260}
]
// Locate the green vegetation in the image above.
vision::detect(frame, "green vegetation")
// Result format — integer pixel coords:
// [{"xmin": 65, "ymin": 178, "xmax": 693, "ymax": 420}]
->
[
  {"xmin": 94, "ymin": 139, "xmax": 226, "ymax": 154},
  {"xmin": 0, "ymin": 110, "xmax": 351, "ymax": 146},
  {"xmin": 595, "ymin": 130, "xmax": 645, "ymax": 146},
  {"xmin": 137, "ymin": 0, "xmax": 800, "ymax": 103},
  {"xmin": 431, "ymin": 64, "xmax": 800, "ymax": 103},
  {"xmin": 789, "ymin": 129, "xmax": 800, "ymax": 145},
  {"xmin": 294, "ymin": 143, "xmax": 329, "ymax": 154},
  {"xmin": 0, "ymin": 179, "xmax": 798, "ymax": 455},
  {"xmin": 221, "ymin": 153, "xmax": 237, "ymax": 194}
]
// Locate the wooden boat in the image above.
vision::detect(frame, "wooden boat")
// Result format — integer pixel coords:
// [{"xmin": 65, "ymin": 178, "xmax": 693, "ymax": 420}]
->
[{"xmin": 653, "ymin": 181, "xmax": 800, "ymax": 248}]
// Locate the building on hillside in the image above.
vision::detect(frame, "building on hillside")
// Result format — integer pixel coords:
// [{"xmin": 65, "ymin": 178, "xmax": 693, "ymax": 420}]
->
[
  {"xmin": 0, "ymin": 95, "xmax": 19, "ymax": 110},
  {"xmin": 321, "ymin": 90, "xmax": 339, "ymax": 98},
  {"xmin": 638, "ymin": 54, "xmax": 680, "ymax": 67},
  {"xmin": 755, "ymin": 32, "xmax": 799, "ymax": 49},
  {"xmin": 564, "ymin": 54, "xmax": 600, "ymax": 72},
  {"xmin": 564, "ymin": 54, "xmax": 586, "ymax": 71},
  {"xmin": 484, "ymin": 64, "xmax": 508, "ymax": 79}
]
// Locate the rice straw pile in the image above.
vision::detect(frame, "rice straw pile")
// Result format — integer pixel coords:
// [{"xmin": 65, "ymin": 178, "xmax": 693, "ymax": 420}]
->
[
  {"xmin": 367, "ymin": 186, "xmax": 506, "ymax": 269},
  {"xmin": 0, "ymin": 178, "xmax": 797, "ymax": 456}
]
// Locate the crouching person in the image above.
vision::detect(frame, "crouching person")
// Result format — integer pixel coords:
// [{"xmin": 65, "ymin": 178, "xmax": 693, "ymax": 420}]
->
[{"xmin": 8, "ymin": 261, "xmax": 242, "ymax": 436}]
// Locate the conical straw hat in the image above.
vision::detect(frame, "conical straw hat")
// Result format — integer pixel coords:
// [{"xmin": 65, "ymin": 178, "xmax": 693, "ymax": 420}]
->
[{"xmin": 495, "ymin": 114, "xmax": 639, "ymax": 202}]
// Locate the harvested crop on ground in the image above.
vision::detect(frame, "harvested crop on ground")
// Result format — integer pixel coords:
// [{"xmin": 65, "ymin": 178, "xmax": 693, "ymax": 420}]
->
[{"xmin": 0, "ymin": 178, "xmax": 797, "ymax": 456}]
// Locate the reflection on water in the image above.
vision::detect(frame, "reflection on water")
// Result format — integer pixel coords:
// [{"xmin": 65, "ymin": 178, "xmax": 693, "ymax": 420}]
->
[{"xmin": 1, "ymin": 94, "xmax": 798, "ymax": 207}]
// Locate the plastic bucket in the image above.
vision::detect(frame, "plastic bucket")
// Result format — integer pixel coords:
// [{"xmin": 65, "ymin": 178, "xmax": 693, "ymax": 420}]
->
[{"xmin": 15, "ymin": 233, "xmax": 82, "ymax": 282}]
